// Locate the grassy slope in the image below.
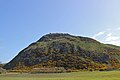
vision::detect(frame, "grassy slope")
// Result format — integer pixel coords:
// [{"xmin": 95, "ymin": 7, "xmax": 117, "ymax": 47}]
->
[
  {"xmin": 4, "ymin": 33, "xmax": 120, "ymax": 70},
  {"xmin": 105, "ymin": 44, "xmax": 120, "ymax": 50},
  {"xmin": 0, "ymin": 71, "xmax": 120, "ymax": 80}
]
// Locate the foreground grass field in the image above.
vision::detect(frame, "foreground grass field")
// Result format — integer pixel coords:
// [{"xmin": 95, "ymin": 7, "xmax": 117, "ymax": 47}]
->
[{"xmin": 0, "ymin": 71, "xmax": 120, "ymax": 80}]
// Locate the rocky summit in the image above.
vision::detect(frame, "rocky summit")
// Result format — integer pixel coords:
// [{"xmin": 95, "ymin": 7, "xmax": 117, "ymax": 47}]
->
[{"xmin": 4, "ymin": 33, "xmax": 120, "ymax": 70}]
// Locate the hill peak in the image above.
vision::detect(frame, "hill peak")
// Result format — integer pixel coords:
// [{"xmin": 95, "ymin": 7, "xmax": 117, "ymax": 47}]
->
[
  {"xmin": 38, "ymin": 33, "xmax": 73, "ymax": 42},
  {"xmin": 38, "ymin": 33, "xmax": 99, "ymax": 43}
]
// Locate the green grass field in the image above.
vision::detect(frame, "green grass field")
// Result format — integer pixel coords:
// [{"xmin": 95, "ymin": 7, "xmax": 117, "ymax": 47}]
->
[{"xmin": 0, "ymin": 71, "xmax": 120, "ymax": 80}]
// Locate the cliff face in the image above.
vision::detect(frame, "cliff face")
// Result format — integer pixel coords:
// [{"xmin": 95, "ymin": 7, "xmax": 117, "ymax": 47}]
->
[{"xmin": 4, "ymin": 33, "xmax": 120, "ymax": 70}]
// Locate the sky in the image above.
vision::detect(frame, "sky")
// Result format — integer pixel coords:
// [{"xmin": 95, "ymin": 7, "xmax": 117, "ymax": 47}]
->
[{"xmin": 0, "ymin": 0, "xmax": 120, "ymax": 63}]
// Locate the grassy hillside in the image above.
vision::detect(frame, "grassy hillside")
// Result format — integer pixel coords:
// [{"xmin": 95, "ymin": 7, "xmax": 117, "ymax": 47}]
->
[{"xmin": 3, "ymin": 33, "xmax": 120, "ymax": 71}]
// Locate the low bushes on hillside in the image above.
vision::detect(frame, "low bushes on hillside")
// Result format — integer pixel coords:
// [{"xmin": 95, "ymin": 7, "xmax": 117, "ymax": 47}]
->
[{"xmin": 30, "ymin": 67, "xmax": 66, "ymax": 73}]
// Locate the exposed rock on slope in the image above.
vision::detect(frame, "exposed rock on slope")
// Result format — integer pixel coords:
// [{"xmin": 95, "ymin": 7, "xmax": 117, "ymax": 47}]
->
[{"xmin": 4, "ymin": 33, "xmax": 120, "ymax": 70}]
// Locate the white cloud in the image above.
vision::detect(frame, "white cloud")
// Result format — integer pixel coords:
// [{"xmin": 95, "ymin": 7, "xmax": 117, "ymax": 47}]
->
[
  {"xmin": 117, "ymin": 27, "xmax": 120, "ymax": 30},
  {"xmin": 105, "ymin": 33, "xmax": 119, "ymax": 42},
  {"xmin": 92, "ymin": 27, "xmax": 120, "ymax": 46},
  {"xmin": 93, "ymin": 31, "xmax": 105, "ymax": 39},
  {"xmin": 107, "ymin": 33, "xmax": 112, "ymax": 37}
]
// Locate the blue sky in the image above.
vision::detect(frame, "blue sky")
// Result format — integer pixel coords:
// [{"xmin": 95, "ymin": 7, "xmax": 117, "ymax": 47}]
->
[{"xmin": 0, "ymin": 0, "xmax": 120, "ymax": 63}]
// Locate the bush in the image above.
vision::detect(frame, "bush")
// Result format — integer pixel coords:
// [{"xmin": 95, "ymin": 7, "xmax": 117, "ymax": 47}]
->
[
  {"xmin": 0, "ymin": 68, "xmax": 7, "ymax": 74},
  {"xmin": 30, "ymin": 67, "xmax": 66, "ymax": 73}
]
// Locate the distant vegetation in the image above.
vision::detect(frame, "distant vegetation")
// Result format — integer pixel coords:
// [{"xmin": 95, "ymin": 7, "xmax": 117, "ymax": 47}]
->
[
  {"xmin": 3, "ymin": 33, "xmax": 120, "ymax": 72},
  {"xmin": 0, "ymin": 62, "xmax": 6, "ymax": 74}
]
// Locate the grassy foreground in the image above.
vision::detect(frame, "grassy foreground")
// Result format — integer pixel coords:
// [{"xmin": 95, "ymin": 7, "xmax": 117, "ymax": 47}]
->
[{"xmin": 0, "ymin": 71, "xmax": 120, "ymax": 80}]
